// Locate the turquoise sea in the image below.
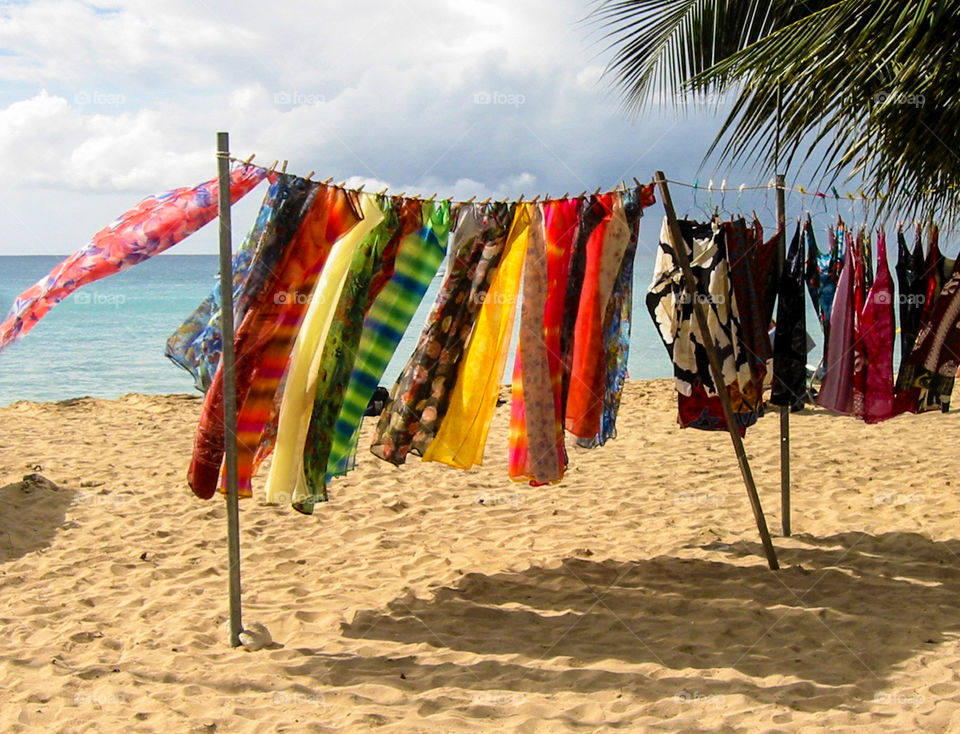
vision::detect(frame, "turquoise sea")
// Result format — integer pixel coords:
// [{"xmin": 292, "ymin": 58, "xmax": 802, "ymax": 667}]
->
[{"xmin": 0, "ymin": 244, "xmax": 681, "ymax": 406}]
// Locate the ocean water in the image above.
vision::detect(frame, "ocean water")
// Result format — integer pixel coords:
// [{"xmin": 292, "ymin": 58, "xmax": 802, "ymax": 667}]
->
[{"xmin": 0, "ymin": 230, "xmax": 830, "ymax": 406}]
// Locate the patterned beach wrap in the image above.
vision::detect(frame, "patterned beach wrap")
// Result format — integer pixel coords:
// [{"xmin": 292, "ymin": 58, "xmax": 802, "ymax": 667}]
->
[{"xmin": 0, "ymin": 164, "xmax": 267, "ymax": 354}]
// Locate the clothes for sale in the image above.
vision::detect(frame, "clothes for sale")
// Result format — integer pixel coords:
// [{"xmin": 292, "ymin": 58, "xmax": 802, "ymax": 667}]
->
[
  {"xmin": 861, "ymin": 231, "xmax": 896, "ymax": 423},
  {"xmin": 771, "ymin": 222, "xmax": 808, "ymax": 409},
  {"xmin": 0, "ymin": 164, "xmax": 268, "ymax": 354}
]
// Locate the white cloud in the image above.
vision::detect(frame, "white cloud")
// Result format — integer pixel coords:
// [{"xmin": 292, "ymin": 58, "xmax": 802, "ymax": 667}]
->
[{"xmin": 0, "ymin": 0, "xmax": 741, "ymax": 254}]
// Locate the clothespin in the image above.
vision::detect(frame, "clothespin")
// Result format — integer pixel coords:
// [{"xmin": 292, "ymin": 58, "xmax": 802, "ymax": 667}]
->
[
  {"xmin": 531, "ymin": 194, "xmax": 540, "ymax": 203},
  {"xmin": 797, "ymin": 184, "xmax": 807, "ymax": 194},
  {"xmin": 304, "ymin": 171, "xmax": 314, "ymax": 181},
  {"xmin": 518, "ymin": 193, "xmax": 525, "ymax": 203},
  {"xmin": 481, "ymin": 197, "xmax": 491, "ymax": 205},
  {"xmin": 562, "ymin": 192, "xmax": 570, "ymax": 199},
  {"xmin": 268, "ymin": 160, "xmax": 278, "ymax": 174},
  {"xmin": 831, "ymin": 186, "xmax": 840, "ymax": 199},
  {"xmin": 322, "ymin": 177, "xmax": 334, "ymax": 185},
  {"xmin": 428, "ymin": 193, "xmax": 436, "ymax": 201},
  {"xmin": 633, "ymin": 177, "xmax": 643, "ymax": 187},
  {"xmin": 465, "ymin": 195, "xmax": 476, "ymax": 204},
  {"xmin": 593, "ymin": 187, "xmax": 601, "ymax": 195},
  {"xmin": 242, "ymin": 154, "xmax": 255, "ymax": 166},
  {"xmin": 280, "ymin": 160, "xmax": 288, "ymax": 174},
  {"xmin": 357, "ymin": 184, "xmax": 365, "ymax": 193},
  {"xmin": 377, "ymin": 187, "xmax": 388, "ymax": 196}
]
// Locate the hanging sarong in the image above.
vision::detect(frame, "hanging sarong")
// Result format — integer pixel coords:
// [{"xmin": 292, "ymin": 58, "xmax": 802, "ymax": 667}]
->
[
  {"xmin": 299, "ymin": 198, "xmax": 401, "ymax": 497},
  {"xmin": 298, "ymin": 200, "xmax": 451, "ymax": 512},
  {"xmin": 804, "ymin": 218, "xmax": 842, "ymax": 353},
  {"xmin": 323, "ymin": 199, "xmax": 426, "ymax": 480},
  {"xmin": 566, "ymin": 193, "xmax": 616, "ymax": 438},
  {"xmin": 422, "ymin": 203, "xmax": 528, "ymax": 469},
  {"xmin": 894, "ymin": 268, "xmax": 960, "ymax": 414},
  {"xmin": 576, "ymin": 185, "xmax": 651, "ymax": 449},
  {"xmin": 263, "ymin": 193, "xmax": 386, "ymax": 505},
  {"xmin": 188, "ymin": 179, "xmax": 326, "ymax": 499},
  {"xmin": 771, "ymin": 222, "xmax": 808, "ymax": 409},
  {"xmin": 861, "ymin": 231, "xmax": 896, "ymax": 423},
  {"xmin": 229, "ymin": 186, "xmax": 361, "ymax": 497},
  {"xmin": 539, "ymin": 197, "xmax": 581, "ymax": 477},
  {"xmin": 370, "ymin": 202, "xmax": 513, "ymax": 466},
  {"xmin": 166, "ymin": 175, "xmax": 287, "ymax": 392},
  {"xmin": 560, "ymin": 197, "xmax": 605, "ymax": 415},
  {"xmin": 0, "ymin": 164, "xmax": 267, "ymax": 354},
  {"xmin": 850, "ymin": 229, "xmax": 868, "ymax": 418},
  {"xmin": 896, "ymin": 226, "xmax": 926, "ymax": 377},
  {"xmin": 817, "ymin": 231, "xmax": 856, "ymax": 414},
  {"xmin": 508, "ymin": 202, "xmax": 555, "ymax": 482}
]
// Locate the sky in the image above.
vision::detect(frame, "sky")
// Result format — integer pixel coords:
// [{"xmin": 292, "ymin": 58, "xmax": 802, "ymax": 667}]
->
[{"xmin": 0, "ymin": 0, "xmax": 774, "ymax": 255}]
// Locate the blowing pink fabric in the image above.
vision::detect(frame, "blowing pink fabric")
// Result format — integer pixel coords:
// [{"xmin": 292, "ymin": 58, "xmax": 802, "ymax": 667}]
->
[{"xmin": 0, "ymin": 164, "xmax": 268, "ymax": 353}]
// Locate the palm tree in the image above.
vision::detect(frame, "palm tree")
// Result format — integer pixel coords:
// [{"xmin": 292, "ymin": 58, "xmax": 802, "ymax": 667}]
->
[{"xmin": 591, "ymin": 1, "xmax": 960, "ymax": 216}]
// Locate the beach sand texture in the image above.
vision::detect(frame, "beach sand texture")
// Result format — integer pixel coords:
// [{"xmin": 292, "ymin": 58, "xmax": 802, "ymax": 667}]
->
[{"xmin": 2, "ymin": 380, "xmax": 960, "ymax": 732}]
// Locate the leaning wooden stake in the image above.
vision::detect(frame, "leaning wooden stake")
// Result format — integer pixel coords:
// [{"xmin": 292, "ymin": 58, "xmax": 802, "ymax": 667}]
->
[
  {"xmin": 217, "ymin": 132, "xmax": 244, "ymax": 645},
  {"xmin": 775, "ymin": 173, "xmax": 791, "ymax": 537},
  {"xmin": 654, "ymin": 172, "xmax": 779, "ymax": 571}
]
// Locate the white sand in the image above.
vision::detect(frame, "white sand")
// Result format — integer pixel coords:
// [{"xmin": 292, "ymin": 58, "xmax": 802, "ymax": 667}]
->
[{"xmin": 2, "ymin": 380, "xmax": 960, "ymax": 732}]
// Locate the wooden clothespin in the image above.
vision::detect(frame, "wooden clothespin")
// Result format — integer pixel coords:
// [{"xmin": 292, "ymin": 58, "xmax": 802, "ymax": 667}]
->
[
  {"xmin": 322, "ymin": 177, "xmax": 334, "ymax": 185},
  {"xmin": 593, "ymin": 187, "xmax": 601, "ymax": 195},
  {"xmin": 378, "ymin": 187, "xmax": 388, "ymax": 196},
  {"xmin": 242, "ymin": 154, "xmax": 255, "ymax": 166},
  {"xmin": 356, "ymin": 184, "xmax": 365, "ymax": 193},
  {"xmin": 633, "ymin": 177, "xmax": 642, "ymax": 187},
  {"xmin": 531, "ymin": 194, "xmax": 540, "ymax": 203},
  {"xmin": 428, "ymin": 193, "xmax": 436, "ymax": 201},
  {"xmin": 481, "ymin": 197, "xmax": 491, "ymax": 205},
  {"xmin": 465, "ymin": 195, "xmax": 476, "ymax": 203},
  {"xmin": 304, "ymin": 171, "xmax": 314, "ymax": 181},
  {"xmin": 518, "ymin": 194, "xmax": 525, "ymax": 203},
  {"xmin": 280, "ymin": 160, "xmax": 288, "ymax": 174},
  {"xmin": 267, "ymin": 160, "xmax": 279, "ymax": 174},
  {"xmin": 562, "ymin": 192, "xmax": 570, "ymax": 199}
]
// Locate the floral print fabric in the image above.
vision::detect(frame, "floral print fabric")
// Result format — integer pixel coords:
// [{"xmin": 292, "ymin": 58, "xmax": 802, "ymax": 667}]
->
[{"xmin": 0, "ymin": 164, "xmax": 267, "ymax": 354}]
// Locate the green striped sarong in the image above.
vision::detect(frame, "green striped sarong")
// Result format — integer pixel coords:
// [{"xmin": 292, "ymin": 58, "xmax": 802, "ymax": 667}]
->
[{"xmin": 300, "ymin": 200, "xmax": 451, "ymax": 513}]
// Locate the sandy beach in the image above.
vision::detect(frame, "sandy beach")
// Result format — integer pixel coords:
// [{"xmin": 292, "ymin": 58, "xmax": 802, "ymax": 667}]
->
[{"xmin": 2, "ymin": 379, "xmax": 960, "ymax": 732}]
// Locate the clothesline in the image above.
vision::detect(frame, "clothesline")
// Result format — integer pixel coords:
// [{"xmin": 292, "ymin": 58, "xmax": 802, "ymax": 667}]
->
[
  {"xmin": 227, "ymin": 155, "xmax": 960, "ymax": 207},
  {"xmin": 227, "ymin": 156, "xmax": 647, "ymax": 207}
]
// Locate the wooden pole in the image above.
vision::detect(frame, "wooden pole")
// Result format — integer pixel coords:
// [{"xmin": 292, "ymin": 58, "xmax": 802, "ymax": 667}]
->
[
  {"xmin": 217, "ymin": 132, "xmax": 243, "ymax": 646},
  {"xmin": 776, "ymin": 174, "xmax": 791, "ymax": 537},
  {"xmin": 654, "ymin": 172, "xmax": 779, "ymax": 571}
]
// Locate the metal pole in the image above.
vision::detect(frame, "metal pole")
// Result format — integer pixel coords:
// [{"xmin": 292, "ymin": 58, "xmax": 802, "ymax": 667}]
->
[
  {"xmin": 776, "ymin": 173, "xmax": 791, "ymax": 537},
  {"xmin": 655, "ymin": 172, "xmax": 779, "ymax": 571},
  {"xmin": 217, "ymin": 132, "xmax": 243, "ymax": 647}
]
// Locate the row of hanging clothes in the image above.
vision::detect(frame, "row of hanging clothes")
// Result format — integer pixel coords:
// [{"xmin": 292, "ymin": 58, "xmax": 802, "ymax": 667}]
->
[
  {"xmin": 167, "ymin": 167, "xmax": 657, "ymax": 513},
  {"xmin": 648, "ymin": 210, "xmax": 960, "ymax": 433}
]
